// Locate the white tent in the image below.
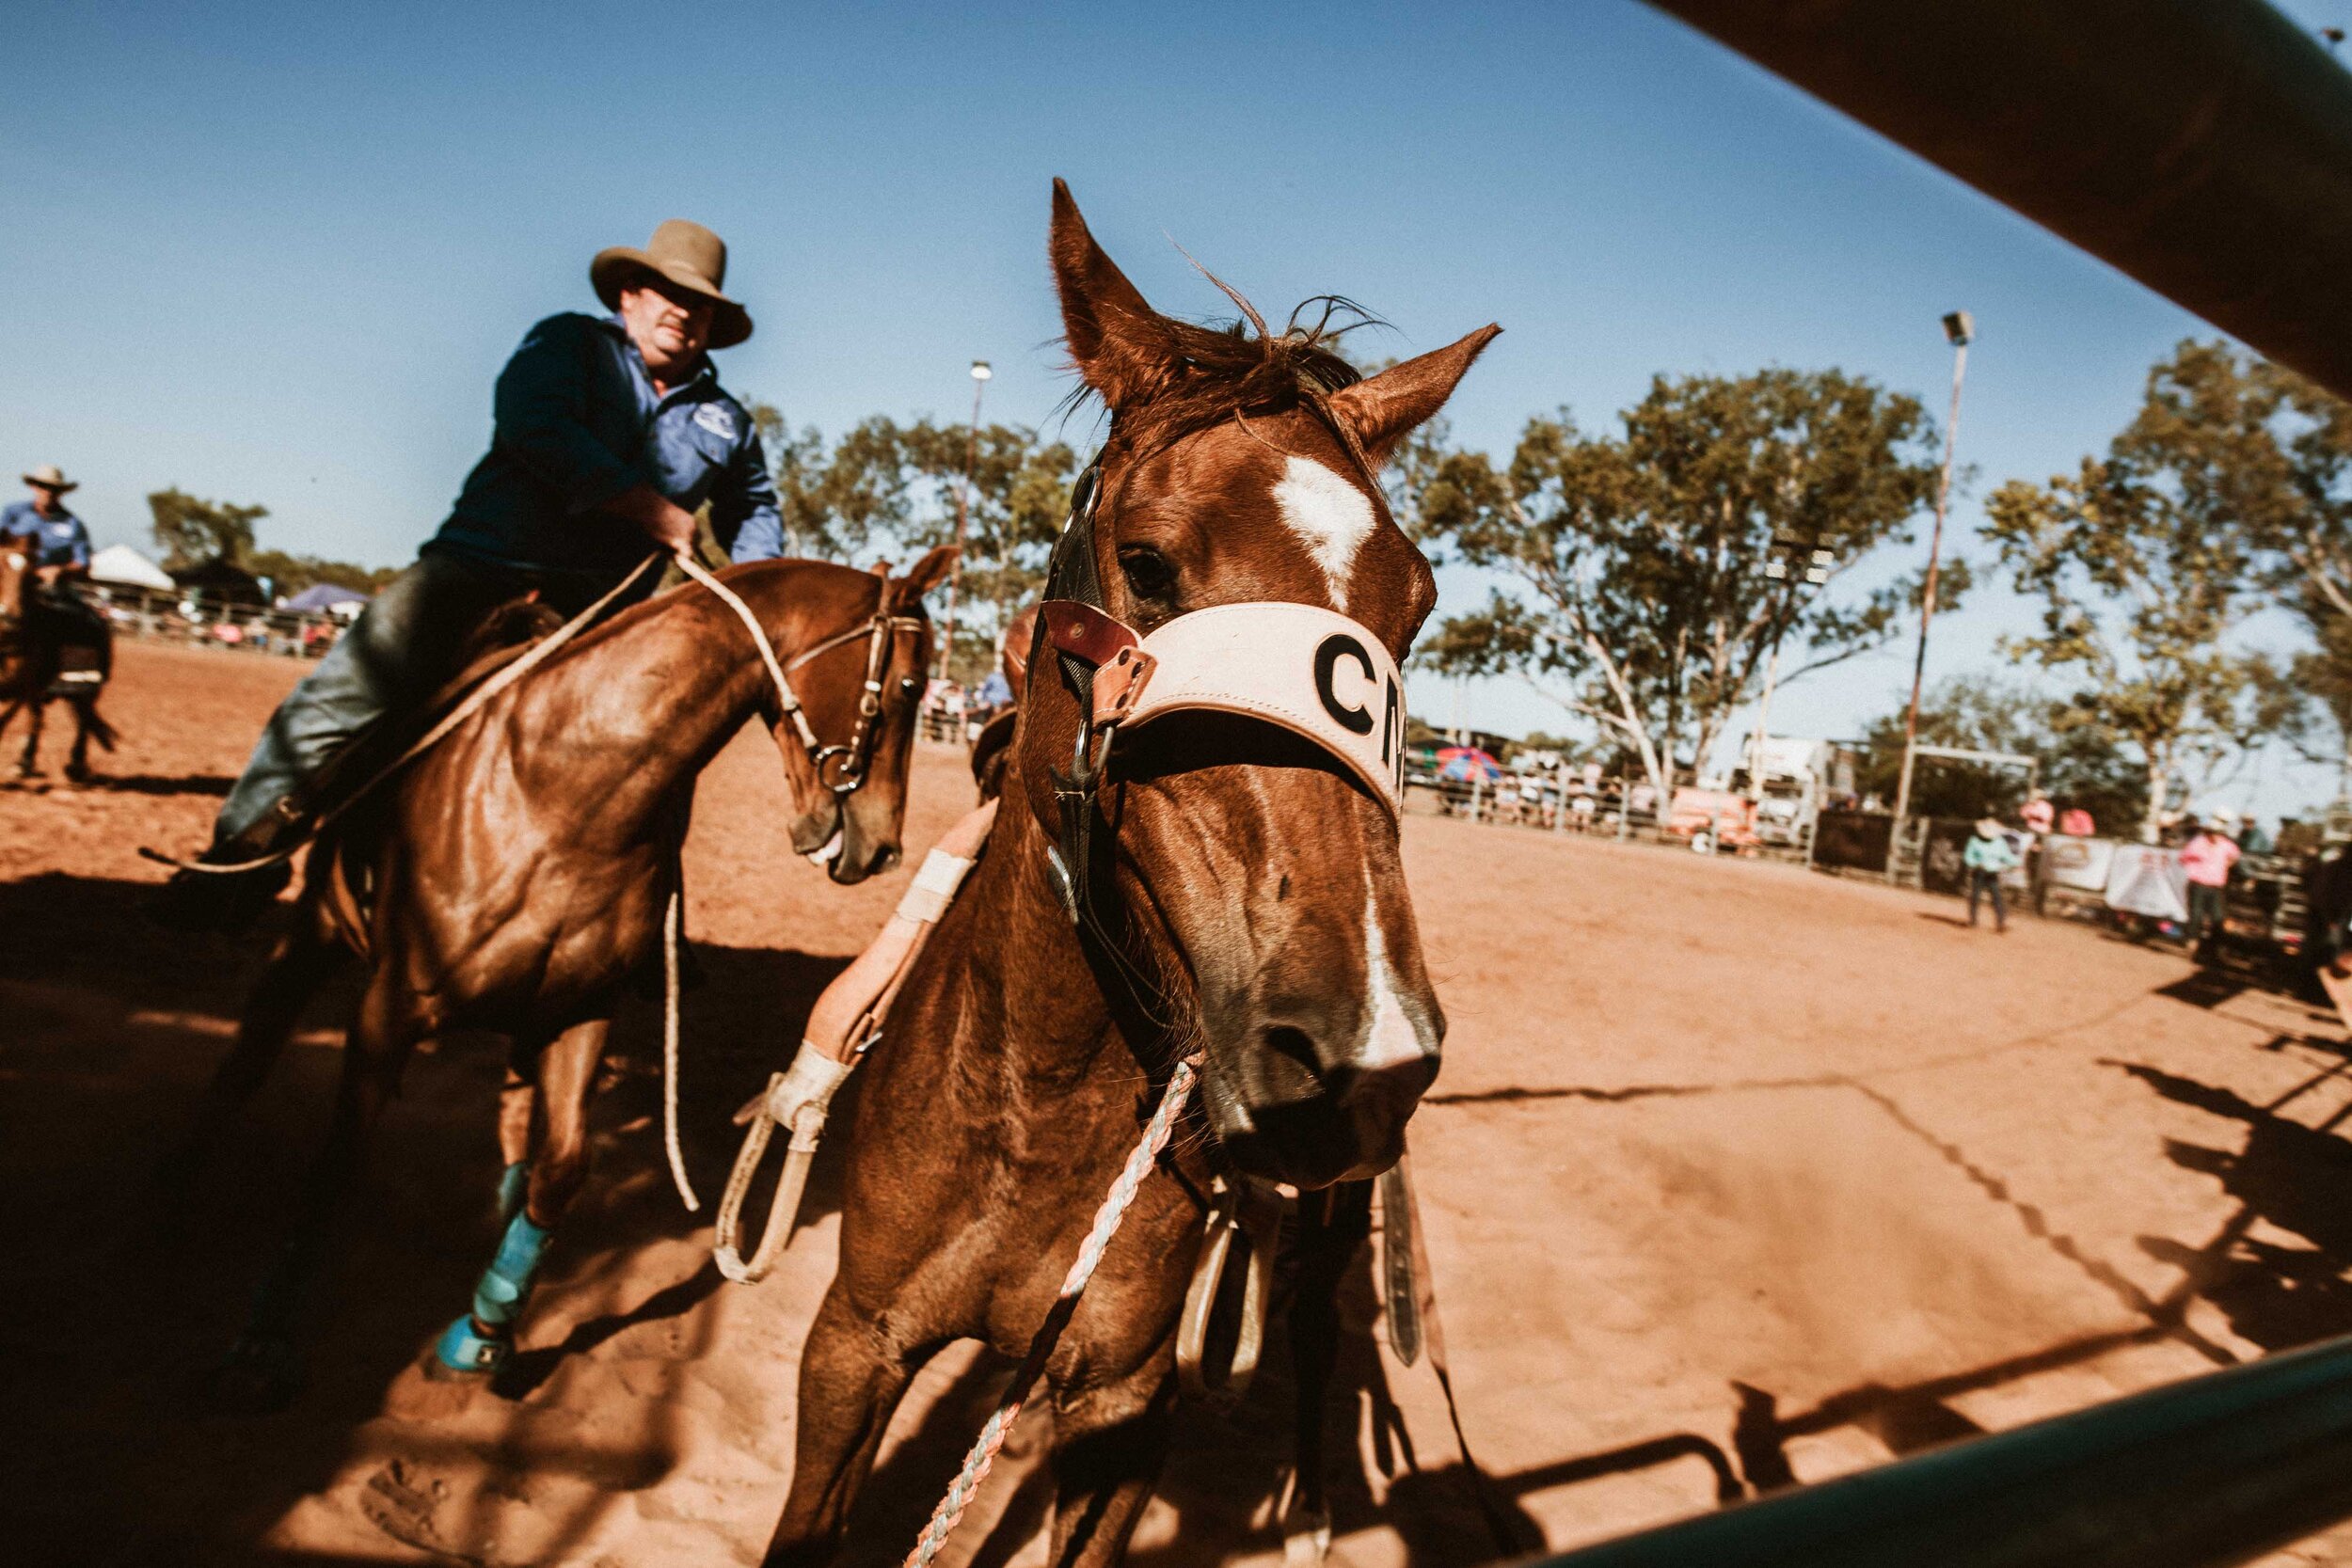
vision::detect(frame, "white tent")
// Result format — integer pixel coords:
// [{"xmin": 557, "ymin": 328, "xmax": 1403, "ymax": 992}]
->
[{"xmin": 88, "ymin": 545, "xmax": 176, "ymax": 590}]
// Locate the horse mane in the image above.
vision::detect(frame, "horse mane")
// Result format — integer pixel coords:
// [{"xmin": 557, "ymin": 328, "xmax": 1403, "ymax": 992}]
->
[{"xmin": 1070, "ymin": 290, "xmax": 1384, "ymax": 472}]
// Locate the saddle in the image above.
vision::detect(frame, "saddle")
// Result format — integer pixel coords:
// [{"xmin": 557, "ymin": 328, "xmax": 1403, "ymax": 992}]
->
[
  {"xmin": 30, "ymin": 592, "xmax": 111, "ymax": 698},
  {"xmin": 305, "ymin": 595, "xmax": 568, "ymax": 951}
]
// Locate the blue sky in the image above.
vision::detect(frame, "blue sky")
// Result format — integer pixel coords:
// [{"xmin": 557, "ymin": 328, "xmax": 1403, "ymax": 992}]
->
[{"xmin": 8, "ymin": 0, "xmax": 2348, "ymax": 820}]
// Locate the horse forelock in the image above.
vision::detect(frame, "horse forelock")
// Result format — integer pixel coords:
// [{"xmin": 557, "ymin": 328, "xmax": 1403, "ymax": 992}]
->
[{"xmin": 1092, "ymin": 407, "xmax": 1435, "ymax": 652}]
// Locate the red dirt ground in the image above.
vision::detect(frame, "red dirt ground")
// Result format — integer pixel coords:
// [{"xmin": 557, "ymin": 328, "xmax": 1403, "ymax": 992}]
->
[{"xmin": 8, "ymin": 639, "xmax": 2352, "ymax": 1566}]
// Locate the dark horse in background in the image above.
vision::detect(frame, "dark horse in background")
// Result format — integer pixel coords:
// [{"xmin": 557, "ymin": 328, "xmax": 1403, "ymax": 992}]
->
[
  {"xmin": 761, "ymin": 182, "xmax": 1497, "ymax": 1566},
  {"xmin": 0, "ymin": 543, "xmax": 117, "ymax": 781},
  {"xmin": 166, "ymin": 549, "xmax": 952, "ymax": 1407}
]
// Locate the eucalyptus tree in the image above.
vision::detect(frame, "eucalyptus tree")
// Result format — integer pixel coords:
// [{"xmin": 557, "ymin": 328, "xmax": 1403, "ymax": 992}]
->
[
  {"xmin": 1402, "ymin": 368, "xmax": 1947, "ymax": 804},
  {"xmin": 1984, "ymin": 381, "xmax": 2293, "ymax": 839}
]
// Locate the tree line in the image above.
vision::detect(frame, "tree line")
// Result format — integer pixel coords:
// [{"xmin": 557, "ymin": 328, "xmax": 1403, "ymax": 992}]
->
[
  {"xmin": 1394, "ymin": 342, "xmax": 2352, "ymax": 842},
  {"xmin": 141, "ymin": 337, "xmax": 2351, "ymax": 843}
]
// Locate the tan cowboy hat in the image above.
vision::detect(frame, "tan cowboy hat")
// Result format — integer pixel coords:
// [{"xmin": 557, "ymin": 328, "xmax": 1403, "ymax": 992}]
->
[
  {"xmin": 1976, "ymin": 816, "xmax": 2004, "ymax": 835},
  {"xmin": 22, "ymin": 463, "xmax": 76, "ymax": 494},
  {"xmin": 590, "ymin": 219, "xmax": 753, "ymax": 349}
]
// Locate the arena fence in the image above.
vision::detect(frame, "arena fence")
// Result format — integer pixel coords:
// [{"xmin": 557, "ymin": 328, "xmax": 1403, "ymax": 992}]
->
[
  {"xmin": 1539, "ymin": 1330, "xmax": 2352, "ymax": 1567},
  {"xmin": 92, "ymin": 582, "xmax": 348, "ymax": 658}
]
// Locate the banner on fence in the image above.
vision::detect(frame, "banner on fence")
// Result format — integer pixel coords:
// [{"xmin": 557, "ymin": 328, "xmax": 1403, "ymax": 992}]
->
[
  {"xmin": 2041, "ymin": 834, "xmax": 2118, "ymax": 895},
  {"xmin": 1814, "ymin": 810, "xmax": 1892, "ymax": 871},
  {"xmin": 2106, "ymin": 844, "xmax": 2190, "ymax": 922}
]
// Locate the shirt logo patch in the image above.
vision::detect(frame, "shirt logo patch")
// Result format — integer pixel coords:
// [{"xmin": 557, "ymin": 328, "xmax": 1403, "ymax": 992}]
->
[{"xmin": 692, "ymin": 404, "xmax": 738, "ymax": 441}]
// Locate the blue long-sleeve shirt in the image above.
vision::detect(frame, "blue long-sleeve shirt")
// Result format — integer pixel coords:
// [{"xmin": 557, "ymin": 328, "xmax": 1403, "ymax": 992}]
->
[
  {"xmin": 427, "ymin": 312, "xmax": 783, "ymax": 580},
  {"xmin": 1, "ymin": 501, "xmax": 92, "ymax": 569}
]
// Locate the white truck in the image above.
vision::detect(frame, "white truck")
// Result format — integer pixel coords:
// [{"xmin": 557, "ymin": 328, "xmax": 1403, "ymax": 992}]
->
[{"xmin": 1733, "ymin": 736, "xmax": 1856, "ymax": 849}]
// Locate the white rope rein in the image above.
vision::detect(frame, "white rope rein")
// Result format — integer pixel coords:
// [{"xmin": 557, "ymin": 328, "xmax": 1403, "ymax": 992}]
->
[
  {"xmin": 671, "ymin": 552, "xmax": 821, "ymax": 752},
  {"xmin": 904, "ymin": 1058, "xmax": 1200, "ymax": 1568},
  {"xmin": 654, "ymin": 552, "xmax": 821, "ymax": 1215},
  {"xmin": 661, "ymin": 884, "xmax": 697, "ymax": 1212}
]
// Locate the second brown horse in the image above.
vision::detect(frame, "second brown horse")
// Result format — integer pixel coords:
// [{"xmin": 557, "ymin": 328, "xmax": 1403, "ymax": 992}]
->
[{"xmin": 174, "ymin": 549, "xmax": 951, "ymax": 1407}]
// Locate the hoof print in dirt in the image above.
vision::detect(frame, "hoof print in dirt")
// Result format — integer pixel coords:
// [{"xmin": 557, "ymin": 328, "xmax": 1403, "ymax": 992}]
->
[{"xmin": 203, "ymin": 1332, "xmax": 306, "ymax": 1413}]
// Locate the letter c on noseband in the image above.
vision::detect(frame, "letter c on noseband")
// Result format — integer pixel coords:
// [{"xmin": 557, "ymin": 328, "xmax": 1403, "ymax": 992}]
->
[{"xmin": 1313, "ymin": 633, "xmax": 1377, "ymax": 736}]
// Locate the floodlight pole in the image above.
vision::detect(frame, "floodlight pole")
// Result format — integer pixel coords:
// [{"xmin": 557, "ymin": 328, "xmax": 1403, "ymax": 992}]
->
[
  {"xmin": 1889, "ymin": 311, "xmax": 1972, "ymax": 879},
  {"xmin": 938, "ymin": 359, "xmax": 992, "ymax": 680}
]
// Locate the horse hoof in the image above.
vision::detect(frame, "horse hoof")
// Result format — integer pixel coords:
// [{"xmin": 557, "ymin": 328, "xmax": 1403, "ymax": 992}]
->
[
  {"xmin": 205, "ymin": 1331, "xmax": 306, "ymax": 1413},
  {"xmin": 429, "ymin": 1315, "xmax": 510, "ymax": 1378}
]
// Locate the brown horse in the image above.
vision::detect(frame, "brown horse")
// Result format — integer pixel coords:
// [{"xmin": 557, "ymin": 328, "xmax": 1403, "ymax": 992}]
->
[
  {"xmin": 762, "ymin": 182, "xmax": 1495, "ymax": 1565},
  {"xmin": 0, "ymin": 545, "xmax": 117, "ymax": 781},
  {"xmin": 175, "ymin": 549, "xmax": 952, "ymax": 1406}
]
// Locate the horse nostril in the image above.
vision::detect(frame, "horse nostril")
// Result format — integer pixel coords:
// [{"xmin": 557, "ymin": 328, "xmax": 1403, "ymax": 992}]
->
[{"xmin": 1328, "ymin": 1051, "xmax": 1438, "ymax": 1115}]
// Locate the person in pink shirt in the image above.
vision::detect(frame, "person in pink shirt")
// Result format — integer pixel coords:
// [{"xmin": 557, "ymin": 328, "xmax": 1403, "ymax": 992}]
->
[{"xmin": 2179, "ymin": 817, "xmax": 2242, "ymax": 957}]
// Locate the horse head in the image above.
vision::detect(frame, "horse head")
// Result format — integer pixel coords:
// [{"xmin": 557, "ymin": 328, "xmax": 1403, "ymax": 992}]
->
[
  {"xmin": 782, "ymin": 545, "xmax": 957, "ymax": 883},
  {"xmin": 1016, "ymin": 181, "xmax": 1497, "ymax": 1189}
]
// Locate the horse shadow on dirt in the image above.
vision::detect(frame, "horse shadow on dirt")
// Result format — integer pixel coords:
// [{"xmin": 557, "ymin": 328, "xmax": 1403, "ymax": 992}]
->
[
  {"xmin": 0, "ymin": 868, "xmax": 850, "ymax": 1566},
  {"xmin": 2103, "ymin": 1056, "xmax": 2352, "ymax": 1354},
  {"xmin": 794, "ymin": 1211, "xmax": 1545, "ymax": 1568}
]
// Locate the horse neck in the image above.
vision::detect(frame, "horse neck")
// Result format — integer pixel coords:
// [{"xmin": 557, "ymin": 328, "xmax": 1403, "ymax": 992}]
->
[
  {"xmin": 521, "ymin": 562, "xmax": 866, "ymax": 826},
  {"xmin": 946, "ymin": 776, "xmax": 1149, "ymax": 1090}
]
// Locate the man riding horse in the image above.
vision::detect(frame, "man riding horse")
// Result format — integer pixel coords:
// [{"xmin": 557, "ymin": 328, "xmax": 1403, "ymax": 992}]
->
[
  {"xmin": 159, "ymin": 219, "xmax": 785, "ymax": 928},
  {"xmin": 3, "ymin": 463, "xmax": 112, "ymax": 680}
]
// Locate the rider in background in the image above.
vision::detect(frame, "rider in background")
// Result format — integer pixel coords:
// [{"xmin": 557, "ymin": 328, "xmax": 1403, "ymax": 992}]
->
[
  {"xmin": 3, "ymin": 464, "xmax": 111, "ymax": 677},
  {"xmin": 160, "ymin": 220, "xmax": 785, "ymax": 929}
]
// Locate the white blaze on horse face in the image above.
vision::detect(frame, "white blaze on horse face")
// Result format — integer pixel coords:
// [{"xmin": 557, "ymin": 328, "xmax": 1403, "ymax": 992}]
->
[
  {"xmin": 1273, "ymin": 457, "xmax": 1376, "ymax": 611},
  {"xmin": 1359, "ymin": 891, "xmax": 1432, "ymax": 1073}
]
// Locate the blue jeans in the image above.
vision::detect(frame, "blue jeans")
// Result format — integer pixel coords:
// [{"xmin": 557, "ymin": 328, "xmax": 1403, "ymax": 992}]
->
[
  {"xmin": 214, "ymin": 549, "xmax": 623, "ymax": 846},
  {"xmin": 1968, "ymin": 868, "xmax": 2007, "ymax": 929}
]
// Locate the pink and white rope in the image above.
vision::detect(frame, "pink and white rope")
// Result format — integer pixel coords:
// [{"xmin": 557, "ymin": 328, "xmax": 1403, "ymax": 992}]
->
[{"xmin": 903, "ymin": 1057, "xmax": 1200, "ymax": 1568}]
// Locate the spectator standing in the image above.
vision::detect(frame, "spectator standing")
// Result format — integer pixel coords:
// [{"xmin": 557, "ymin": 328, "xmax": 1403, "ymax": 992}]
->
[
  {"xmin": 2180, "ymin": 816, "xmax": 2242, "ymax": 958},
  {"xmin": 1964, "ymin": 816, "xmax": 2020, "ymax": 933}
]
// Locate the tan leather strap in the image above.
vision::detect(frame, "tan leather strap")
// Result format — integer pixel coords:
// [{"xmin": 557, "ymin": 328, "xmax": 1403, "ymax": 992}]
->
[{"xmin": 1176, "ymin": 1175, "xmax": 1285, "ymax": 1407}]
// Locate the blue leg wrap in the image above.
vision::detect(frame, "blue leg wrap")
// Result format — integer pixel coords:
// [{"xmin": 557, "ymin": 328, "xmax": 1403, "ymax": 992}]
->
[
  {"xmin": 435, "ymin": 1313, "xmax": 510, "ymax": 1373},
  {"xmin": 496, "ymin": 1161, "xmax": 529, "ymax": 1223},
  {"xmin": 469, "ymin": 1210, "xmax": 553, "ymax": 1329}
]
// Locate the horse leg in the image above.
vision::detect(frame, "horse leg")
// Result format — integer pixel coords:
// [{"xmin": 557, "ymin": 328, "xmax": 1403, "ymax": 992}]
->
[
  {"xmin": 494, "ymin": 1060, "xmax": 535, "ymax": 1222},
  {"xmin": 15, "ymin": 696, "xmax": 42, "ymax": 777},
  {"xmin": 153, "ymin": 919, "xmax": 344, "ymax": 1192},
  {"xmin": 433, "ymin": 1018, "xmax": 606, "ymax": 1375},
  {"xmin": 760, "ymin": 1284, "xmax": 925, "ymax": 1566},
  {"xmin": 1043, "ymin": 1360, "xmax": 1179, "ymax": 1568},
  {"xmin": 210, "ymin": 969, "xmax": 421, "ymax": 1412},
  {"xmin": 64, "ymin": 696, "xmax": 97, "ymax": 782}
]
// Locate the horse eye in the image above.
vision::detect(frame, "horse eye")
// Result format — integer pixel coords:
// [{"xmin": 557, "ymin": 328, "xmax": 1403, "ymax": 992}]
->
[
  {"xmin": 1119, "ymin": 546, "xmax": 1177, "ymax": 603},
  {"xmin": 898, "ymin": 676, "xmax": 919, "ymax": 694}
]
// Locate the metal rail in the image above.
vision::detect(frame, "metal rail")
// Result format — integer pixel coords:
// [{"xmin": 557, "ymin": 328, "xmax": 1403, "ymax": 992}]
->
[
  {"xmin": 1645, "ymin": 0, "xmax": 2352, "ymax": 400},
  {"xmin": 1539, "ymin": 1332, "xmax": 2352, "ymax": 1567}
]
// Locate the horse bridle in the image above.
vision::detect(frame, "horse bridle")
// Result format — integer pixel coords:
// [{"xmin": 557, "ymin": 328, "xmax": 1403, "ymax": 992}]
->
[
  {"xmin": 1028, "ymin": 458, "xmax": 1409, "ymax": 928},
  {"xmin": 778, "ymin": 576, "xmax": 930, "ymax": 800}
]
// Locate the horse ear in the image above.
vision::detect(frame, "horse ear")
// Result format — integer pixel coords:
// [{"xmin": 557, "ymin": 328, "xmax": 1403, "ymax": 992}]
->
[
  {"xmin": 1327, "ymin": 325, "xmax": 1502, "ymax": 464},
  {"xmin": 892, "ymin": 545, "xmax": 959, "ymax": 608},
  {"xmin": 1050, "ymin": 178, "xmax": 1174, "ymax": 412}
]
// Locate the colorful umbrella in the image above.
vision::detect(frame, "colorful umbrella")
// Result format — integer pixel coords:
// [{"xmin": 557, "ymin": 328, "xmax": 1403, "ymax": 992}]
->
[{"xmin": 1434, "ymin": 746, "xmax": 1504, "ymax": 782}]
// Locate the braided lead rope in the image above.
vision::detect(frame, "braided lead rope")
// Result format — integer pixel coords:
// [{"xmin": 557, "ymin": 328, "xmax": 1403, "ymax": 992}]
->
[
  {"xmin": 661, "ymin": 884, "xmax": 698, "ymax": 1212},
  {"xmin": 142, "ymin": 551, "xmax": 666, "ymax": 875},
  {"xmin": 671, "ymin": 553, "xmax": 822, "ymax": 754},
  {"xmin": 904, "ymin": 1057, "xmax": 1200, "ymax": 1568}
]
